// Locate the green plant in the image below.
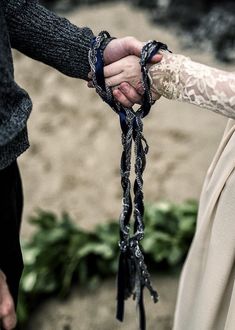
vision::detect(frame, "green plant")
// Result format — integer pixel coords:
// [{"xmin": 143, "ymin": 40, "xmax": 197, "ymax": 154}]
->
[
  {"xmin": 17, "ymin": 200, "xmax": 197, "ymax": 326},
  {"xmin": 143, "ymin": 200, "xmax": 197, "ymax": 266}
]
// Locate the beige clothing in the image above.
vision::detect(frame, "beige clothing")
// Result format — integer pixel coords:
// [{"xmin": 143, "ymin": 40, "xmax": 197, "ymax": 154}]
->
[{"xmin": 149, "ymin": 54, "xmax": 235, "ymax": 330}]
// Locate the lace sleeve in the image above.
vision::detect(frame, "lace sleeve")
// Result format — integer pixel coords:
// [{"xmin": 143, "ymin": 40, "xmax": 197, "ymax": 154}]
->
[{"xmin": 148, "ymin": 52, "xmax": 235, "ymax": 119}]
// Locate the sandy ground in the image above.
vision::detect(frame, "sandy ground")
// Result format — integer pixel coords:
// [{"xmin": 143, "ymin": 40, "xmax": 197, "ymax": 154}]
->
[
  {"xmin": 13, "ymin": 2, "xmax": 234, "ymax": 329},
  {"xmin": 27, "ymin": 275, "xmax": 178, "ymax": 330}
]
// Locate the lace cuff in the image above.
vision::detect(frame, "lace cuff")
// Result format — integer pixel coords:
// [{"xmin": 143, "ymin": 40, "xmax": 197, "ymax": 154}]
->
[{"xmin": 148, "ymin": 52, "xmax": 235, "ymax": 118}]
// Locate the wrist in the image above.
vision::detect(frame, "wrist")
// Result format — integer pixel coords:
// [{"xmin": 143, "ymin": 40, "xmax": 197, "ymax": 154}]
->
[
  {"xmin": 96, "ymin": 32, "xmax": 116, "ymax": 65},
  {"xmin": 148, "ymin": 52, "xmax": 186, "ymax": 100},
  {"xmin": 103, "ymin": 38, "xmax": 117, "ymax": 64}
]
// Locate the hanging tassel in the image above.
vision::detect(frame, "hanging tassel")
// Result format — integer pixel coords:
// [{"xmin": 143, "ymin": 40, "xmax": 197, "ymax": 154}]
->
[
  {"xmin": 138, "ymin": 285, "xmax": 146, "ymax": 330},
  {"xmin": 132, "ymin": 242, "xmax": 159, "ymax": 330},
  {"xmin": 116, "ymin": 252, "xmax": 127, "ymax": 322},
  {"xmin": 117, "ymin": 240, "xmax": 159, "ymax": 330},
  {"xmin": 116, "ymin": 246, "xmax": 136, "ymax": 322}
]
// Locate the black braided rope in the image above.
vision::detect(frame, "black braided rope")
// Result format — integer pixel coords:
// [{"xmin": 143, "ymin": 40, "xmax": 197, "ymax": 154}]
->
[{"xmin": 89, "ymin": 32, "xmax": 169, "ymax": 330}]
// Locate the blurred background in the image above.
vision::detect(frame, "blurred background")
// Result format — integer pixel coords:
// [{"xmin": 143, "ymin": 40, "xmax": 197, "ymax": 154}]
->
[{"xmin": 14, "ymin": 0, "xmax": 234, "ymax": 329}]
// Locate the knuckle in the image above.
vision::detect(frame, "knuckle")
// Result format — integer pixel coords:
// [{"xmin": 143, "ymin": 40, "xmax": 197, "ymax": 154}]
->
[
  {"xmin": 120, "ymin": 83, "xmax": 130, "ymax": 95},
  {"xmin": 104, "ymin": 67, "xmax": 111, "ymax": 77},
  {"xmin": 106, "ymin": 79, "xmax": 112, "ymax": 87},
  {"xmin": 135, "ymin": 95, "xmax": 142, "ymax": 103},
  {"xmin": 114, "ymin": 94, "xmax": 123, "ymax": 103},
  {"xmin": 4, "ymin": 318, "xmax": 17, "ymax": 330},
  {"xmin": 128, "ymin": 91, "xmax": 142, "ymax": 104},
  {"xmin": 4, "ymin": 324, "xmax": 11, "ymax": 330},
  {"xmin": 137, "ymin": 85, "xmax": 144, "ymax": 95},
  {"xmin": 1, "ymin": 300, "xmax": 14, "ymax": 316},
  {"xmin": 125, "ymin": 36, "xmax": 135, "ymax": 42},
  {"xmin": 124, "ymin": 36, "xmax": 137, "ymax": 51}
]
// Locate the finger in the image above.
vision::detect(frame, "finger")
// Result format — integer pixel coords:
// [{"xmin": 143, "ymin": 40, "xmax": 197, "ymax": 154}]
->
[
  {"xmin": 150, "ymin": 53, "xmax": 163, "ymax": 64},
  {"xmin": 87, "ymin": 72, "xmax": 92, "ymax": 80},
  {"xmin": 125, "ymin": 37, "xmax": 144, "ymax": 57},
  {"xmin": 105, "ymin": 73, "xmax": 124, "ymax": 88},
  {"xmin": 104, "ymin": 61, "xmax": 123, "ymax": 78},
  {"xmin": 120, "ymin": 81, "xmax": 144, "ymax": 96},
  {"xmin": 119, "ymin": 82, "xmax": 143, "ymax": 104},
  {"xmin": 113, "ymin": 89, "xmax": 134, "ymax": 108},
  {"xmin": 152, "ymin": 91, "xmax": 161, "ymax": 101},
  {"xmin": 87, "ymin": 80, "xmax": 94, "ymax": 88},
  {"xmin": 2, "ymin": 310, "xmax": 17, "ymax": 330},
  {"xmin": 126, "ymin": 38, "xmax": 164, "ymax": 63},
  {"xmin": 0, "ymin": 272, "xmax": 17, "ymax": 330},
  {"xmin": 0, "ymin": 295, "xmax": 16, "ymax": 330}
]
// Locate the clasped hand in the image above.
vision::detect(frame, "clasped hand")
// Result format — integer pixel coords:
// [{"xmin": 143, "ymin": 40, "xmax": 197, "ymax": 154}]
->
[{"xmin": 88, "ymin": 37, "xmax": 162, "ymax": 107}]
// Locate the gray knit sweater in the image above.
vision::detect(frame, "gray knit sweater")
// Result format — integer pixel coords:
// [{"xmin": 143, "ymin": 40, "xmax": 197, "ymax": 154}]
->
[{"xmin": 0, "ymin": 0, "xmax": 95, "ymax": 170}]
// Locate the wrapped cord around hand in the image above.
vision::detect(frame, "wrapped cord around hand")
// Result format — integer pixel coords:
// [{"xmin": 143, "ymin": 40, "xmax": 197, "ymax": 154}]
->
[{"xmin": 89, "ymin": 31, "xmax": 169, "ymax": 330}]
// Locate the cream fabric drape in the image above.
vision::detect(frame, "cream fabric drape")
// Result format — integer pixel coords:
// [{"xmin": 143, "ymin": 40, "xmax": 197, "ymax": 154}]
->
[{"xmin": 149, "ymin": 54, "xmax": 235, "ymax": 330}]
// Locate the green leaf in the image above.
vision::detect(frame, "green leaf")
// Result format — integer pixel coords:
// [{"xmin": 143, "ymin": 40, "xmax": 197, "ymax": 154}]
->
[
  {"xmin": 78, "ymin": 243, "xmax": 114, "ymax": 259},
  {"xmin": 21, "ymin": 272, "xmax": 37, "ymax": 292},
  {"xmin": 22, "ymin": 246, "xmax": 40, "ymax": 265},
  {"xmin": 168, "ymin": 246, "xmax": 184, "ymax": 265}
]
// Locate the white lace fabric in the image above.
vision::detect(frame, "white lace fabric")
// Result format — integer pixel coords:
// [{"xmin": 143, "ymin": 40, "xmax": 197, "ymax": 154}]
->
[{"xmin": 148, "ymin": 52, "xmax": 235, "ymax": 118}]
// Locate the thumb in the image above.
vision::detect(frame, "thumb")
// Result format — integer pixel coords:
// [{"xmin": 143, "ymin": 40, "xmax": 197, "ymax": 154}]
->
[
  {"xmin": 125, "ymin": 37, "xmax": 144, "ymax": 56},
  {"xmin": 127, "ymin": 39, "xmax": 163, "ymax": 63}
]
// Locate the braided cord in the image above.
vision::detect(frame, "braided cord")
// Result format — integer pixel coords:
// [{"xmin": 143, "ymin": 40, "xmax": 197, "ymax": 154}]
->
[{"xmin": 89, "ymin": 32, "xmax": 169, "ymax": 330}]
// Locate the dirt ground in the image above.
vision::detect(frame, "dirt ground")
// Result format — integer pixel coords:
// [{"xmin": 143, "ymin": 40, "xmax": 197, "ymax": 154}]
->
[
  {"xmin": 13, "ymin": 2, "xmax": 234, "ymax": 329},
  {"xmin": 27, "ymin": 275, "xmax": 179, "ymax": 330}
]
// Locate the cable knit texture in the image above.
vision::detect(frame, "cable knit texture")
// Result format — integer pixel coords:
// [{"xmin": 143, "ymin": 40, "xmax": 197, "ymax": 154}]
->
[
  {"xmin": 0, "ymin": 0, "xmax": 95, "ymax": 169},
  {"xmin": 149, "ymin": 52, "xmax": 235, "ymax": 118}
]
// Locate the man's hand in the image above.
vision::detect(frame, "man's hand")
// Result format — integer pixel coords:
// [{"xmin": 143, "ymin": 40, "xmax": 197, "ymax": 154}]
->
[
  {"xmin": 0, "ymin": 271, "xmax": 16, "ymax": 330},
  {"xmin": 103, "ymin": 37, "xmax": 161, "ymax": 65}
]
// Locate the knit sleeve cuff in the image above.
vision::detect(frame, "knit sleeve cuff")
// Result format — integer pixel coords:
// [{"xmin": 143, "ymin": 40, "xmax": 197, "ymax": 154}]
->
[{"xmin": 5, "ymin": 0, "xmax": 96, "ymax": 80}]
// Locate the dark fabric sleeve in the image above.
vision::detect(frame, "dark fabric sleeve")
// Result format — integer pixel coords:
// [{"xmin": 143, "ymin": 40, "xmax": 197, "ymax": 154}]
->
[{"xmin": 3, "ymin": 0, "xmax": 95, "ymax": 80}]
